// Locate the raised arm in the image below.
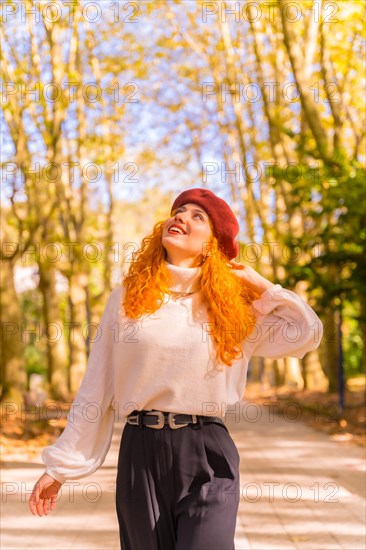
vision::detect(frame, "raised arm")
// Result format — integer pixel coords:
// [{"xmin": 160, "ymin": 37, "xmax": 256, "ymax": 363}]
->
[
  {"xmin": 230, "ymin": 263, "xmax": 323, "ymax": 359},
  {"xmin": 248, "ymin": 283, "xmax": 323, "ymax": 358}
]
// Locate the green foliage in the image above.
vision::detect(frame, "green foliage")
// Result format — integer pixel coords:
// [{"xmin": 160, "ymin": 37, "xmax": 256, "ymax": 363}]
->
[
  {"xmin": 342, "ymin": 299, "xmax": 364, "ymax": 378},
  {"xmin": 2, "ymin": 0, "xmax": 365, "ymax": 397}
]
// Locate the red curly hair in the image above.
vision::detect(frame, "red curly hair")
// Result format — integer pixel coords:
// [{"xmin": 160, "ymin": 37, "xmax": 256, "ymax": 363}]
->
[{"xmin": 121, "ymin": 221, "xmax": 260, "ymax": 367}]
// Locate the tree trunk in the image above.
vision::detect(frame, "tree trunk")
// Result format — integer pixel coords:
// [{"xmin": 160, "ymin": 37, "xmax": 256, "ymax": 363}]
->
[
  {"xmin": 284, "ymin": 357, "xmax": 304, "ymax": 389},
  {"xmin": 302, "ymin": 349, "xmax": 328, "ymax": 391},
  {"xmin": 322, "ymin": 303, "xmax": 339, "ymax": 393},
  {"xmin": 0, "ymin": 256, "xmax": 26, "ymax": 404},
  {"xmin": 68, "ymin": 272, "xmax": 89, "ymax": 392},
  {"xmin": 38, "ymin": 262, "xmax": 68, "ymax": 401},
  {"xmin": 278, "ymin": 0, "xmax": 329, "ymax": 162}
]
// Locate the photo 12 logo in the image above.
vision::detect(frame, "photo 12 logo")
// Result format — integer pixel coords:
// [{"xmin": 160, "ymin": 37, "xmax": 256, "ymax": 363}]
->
[
  {"xmin": 201, "ymin": 2, "xmax": 339, "ymax": 24},
  {"xmin": 1, "ymin": 1, "xmax": 140, "ymax": 24}
]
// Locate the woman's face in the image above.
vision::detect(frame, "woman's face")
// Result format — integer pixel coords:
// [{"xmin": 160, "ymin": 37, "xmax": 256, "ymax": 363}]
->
[{"xmin": 162, "ymin": 202, "xmax": 213, "ymax": 267}]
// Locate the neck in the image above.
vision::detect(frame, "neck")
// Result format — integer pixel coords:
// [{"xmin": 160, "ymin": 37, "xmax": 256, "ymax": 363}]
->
[{"xmin": 163, "ymin": 260, "xmax": 202, "ymax": 293}]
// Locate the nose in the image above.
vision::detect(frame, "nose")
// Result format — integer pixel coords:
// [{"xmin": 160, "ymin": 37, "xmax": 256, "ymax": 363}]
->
[
  {"xmin": 173, "ymin": 211, "xmax": 187, "ymax": 225},
  {"xmin": 167, "ymin": 211, "xmax": 187, "ymax": 234}
]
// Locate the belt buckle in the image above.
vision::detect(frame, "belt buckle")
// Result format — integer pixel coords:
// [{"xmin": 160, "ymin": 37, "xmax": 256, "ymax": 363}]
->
[
  {"xmin": 145, "ymin": 411, "xmax": 165, "ymax": 429},
  {"xmin": 168, "ymin": 412, "xmax": 197, "ymax": 429},
  {"xmin": 126, "ymin": 413, "xmax": 140, "ymax": 426}
]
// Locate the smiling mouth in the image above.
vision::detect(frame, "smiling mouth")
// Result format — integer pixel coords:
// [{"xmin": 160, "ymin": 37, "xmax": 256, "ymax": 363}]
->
[{"xmin": 168, "ymin": 228, "xmax": 186, "ymax": 236}]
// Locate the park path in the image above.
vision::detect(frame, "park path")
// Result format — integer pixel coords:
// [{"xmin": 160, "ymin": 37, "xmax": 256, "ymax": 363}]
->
[{"xmin": 1, "ymin": 401, "xmax": 365, "ymax": 550}]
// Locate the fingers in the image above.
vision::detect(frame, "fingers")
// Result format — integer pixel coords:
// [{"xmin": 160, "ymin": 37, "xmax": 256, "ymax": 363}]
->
[
  {"xmin": 232, "ymin": 261, "xmax": 245, "ymax": 268},
  {"xmin": 49, "ymin": 495, "xmax": 57, "ymax": 511},
  {"xmin": 30, "ymin": 481, "xmax": 40, "ymax": 515},
  {"xmin": 36, "ymin": 490, "xmax": 46, "ymax": 516},
  {"xmin": 29, "ymin": 477, "xmax": 59, "ymax": 516},
  {"xmin": 29, "ymin": 491, "xmax": 36, "ymax": 515},
  {"xmin": 31, "ymin": 494, "xmax": 53, "ymax": 516},
  {"xmin": 227, "ymin": 261, "xmax": 245, "ymax": 270},
  {"xmin": 43, "ymin": 497, "xmax": 50, "ymax": 515},
  {"xmin": 29, "ymin": 481, "xmax": 41, "ymax": 516}
]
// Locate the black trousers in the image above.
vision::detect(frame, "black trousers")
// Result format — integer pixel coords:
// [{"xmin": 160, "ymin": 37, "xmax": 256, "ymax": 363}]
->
[{"xmin": 115, "ymin": 410, "xmax": 240, "ymax": 550}]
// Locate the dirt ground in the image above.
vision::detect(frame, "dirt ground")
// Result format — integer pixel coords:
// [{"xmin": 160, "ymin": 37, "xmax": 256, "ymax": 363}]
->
[
  {"xmin": 244, "ymin": 383, "xmax": 366, "ymax": 448},
  {"xmin": 1, "ymin": 402, "xmax": 69, "ymax": 463}
]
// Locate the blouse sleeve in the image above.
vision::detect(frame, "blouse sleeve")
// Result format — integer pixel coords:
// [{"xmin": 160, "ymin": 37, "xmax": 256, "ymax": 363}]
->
[
  {"xmin": 247, "ymin": 284, "xmax": 323, "ymax": 359},
  {"xmin": 41, "ymin": 286, "xmax": 121, "ymax": 484}
]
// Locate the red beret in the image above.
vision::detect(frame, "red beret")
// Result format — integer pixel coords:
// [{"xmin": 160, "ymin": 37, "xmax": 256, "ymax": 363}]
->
[{"xmin": 170, "ymin": 188, "xmax": 239, "ymax": 260}]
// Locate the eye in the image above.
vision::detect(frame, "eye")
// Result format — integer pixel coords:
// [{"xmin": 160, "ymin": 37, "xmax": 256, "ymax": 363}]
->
[{"xmin": 175, "ymin": 208, "xmax": 203, "ymax": 220}]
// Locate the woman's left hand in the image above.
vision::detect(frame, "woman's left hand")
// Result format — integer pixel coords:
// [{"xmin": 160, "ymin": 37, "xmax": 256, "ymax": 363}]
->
[{"xmin": 227, "ymin": 261, "xmax": 275, "ymax": 295}]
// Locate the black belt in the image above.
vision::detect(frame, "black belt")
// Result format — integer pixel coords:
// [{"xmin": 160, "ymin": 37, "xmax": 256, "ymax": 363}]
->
[{"xmin": 126, "ymin": 409, "xmax": 225, "ymax": 430}]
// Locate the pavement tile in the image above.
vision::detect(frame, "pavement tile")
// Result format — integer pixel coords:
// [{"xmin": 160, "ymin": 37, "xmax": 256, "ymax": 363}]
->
[{"xmin": 1, "ymin": 403, "xmax": 364, "ymax": 550}]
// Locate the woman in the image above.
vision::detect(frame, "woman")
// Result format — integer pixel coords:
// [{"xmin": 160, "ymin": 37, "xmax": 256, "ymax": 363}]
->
[{"xmin": 29, "ymin": 187, "xmax": 323, "ymax": 549}]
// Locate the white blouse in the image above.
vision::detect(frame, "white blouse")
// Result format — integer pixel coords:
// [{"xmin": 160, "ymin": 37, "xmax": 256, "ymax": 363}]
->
[{"xmin": 41, "ymin": 261, "xmax": 323, "ymax": 484}]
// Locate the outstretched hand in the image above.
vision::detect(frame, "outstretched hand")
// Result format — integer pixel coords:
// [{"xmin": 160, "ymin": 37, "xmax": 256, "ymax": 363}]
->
[{"xmin": 29, "ymin": 472, "xmax": 63, "ymax": 516}]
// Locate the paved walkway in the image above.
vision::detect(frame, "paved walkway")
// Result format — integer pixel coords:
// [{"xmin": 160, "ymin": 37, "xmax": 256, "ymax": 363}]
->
[{"xmin": 1, "ymin": 402, "xmax": 365, "ymax": 549}]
